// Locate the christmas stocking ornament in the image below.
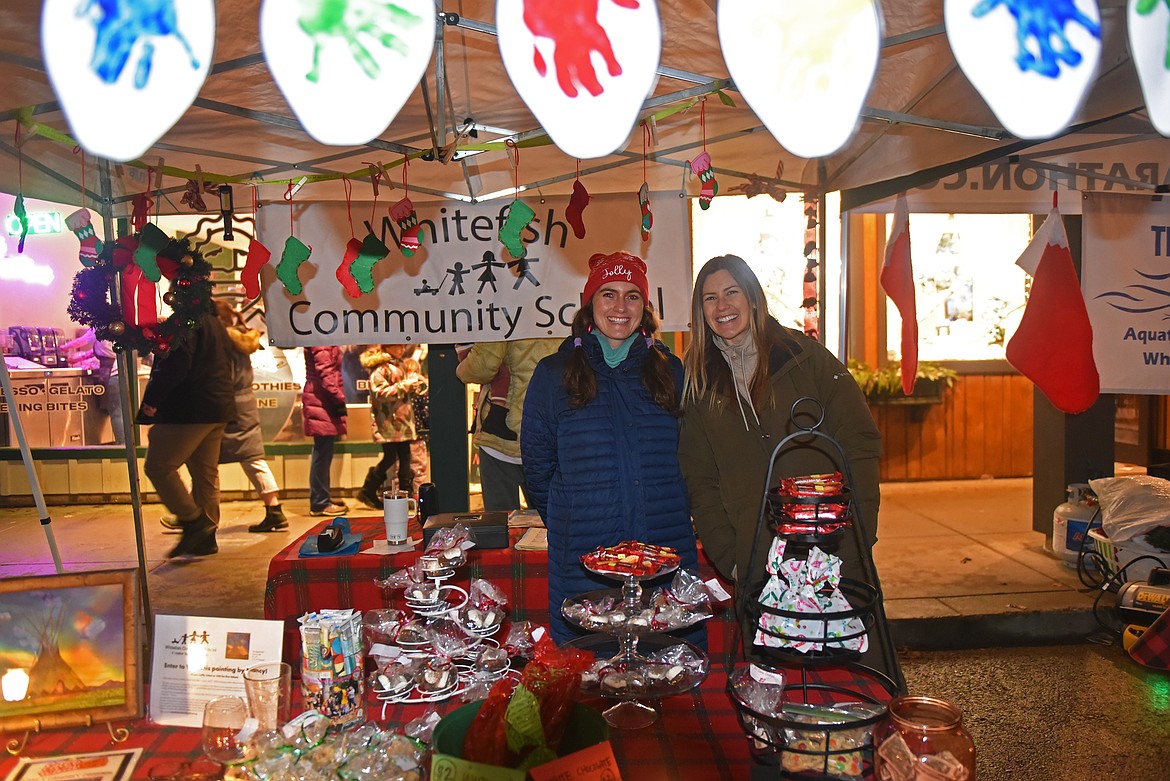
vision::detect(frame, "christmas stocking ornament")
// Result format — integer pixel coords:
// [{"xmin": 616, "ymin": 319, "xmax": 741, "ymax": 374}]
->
[
  {"xmin": 1006, "ymin": 207, "xmax": 1099, "ymax": 414},
  {"xmin": 566, "ymin": 179, "xmax": 591, "ymax": 239},
  {"xmin": 336, "ymin": 238, "xmax": 364, "ymax": 298},
  {"xmin": 13, "ymin": 194, "xmax": 29, "ymax": 253},
  {"xmin": 241, "ymin": 240, "xmax": 271, "ymax": 300},
  {"xmin": 389, "ymin": 197, "xmax": 422, "ymax": 257},
  {"xmin": 689, "ymin": 151, "xmax": 718, "ymax": 210},
  {"xmin": 349, "ymin": 234, "xmax": 391, "ymax": 295},
  {"xmin": 131, "ymin": 193, "xmax": 152, "ymax": 233},
  {"xmin": 135, "ymin": 223, "xmax": 168, "ymax": 282},
  {"xmin": 638, "ymin": 182, "xmax": 653, "ymax": 242},
  {"xmin": 499, "ymin": 199, "xmax": 536, "ymax": 259},
  {"xmin": 65, "ymin": 208, "xmax": 104, "ymax": 266},
  {"xmin": 275, "ymin": 236, "xmax": 312, "ymax": 295}
]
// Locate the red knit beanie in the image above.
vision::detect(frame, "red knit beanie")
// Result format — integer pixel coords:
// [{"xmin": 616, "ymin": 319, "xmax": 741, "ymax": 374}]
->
[{"xmin": 581, "ymin": 251, "xmax": 649, "ymax": 306}]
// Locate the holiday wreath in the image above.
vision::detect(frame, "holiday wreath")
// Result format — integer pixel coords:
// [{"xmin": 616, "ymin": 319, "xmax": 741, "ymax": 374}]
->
[{"xmin": 67, "ymin": 235, "xmax": 215, "ymax": 355}]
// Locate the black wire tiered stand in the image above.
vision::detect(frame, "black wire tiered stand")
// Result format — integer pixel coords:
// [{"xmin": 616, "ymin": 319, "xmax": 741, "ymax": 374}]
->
[
  {"xmin": 564, "ymin": 563, "xmax": 710, "ymax": 730},
  {"xmin": 727, "ymin": 398, "xmax": 907, "ymax": 780}
]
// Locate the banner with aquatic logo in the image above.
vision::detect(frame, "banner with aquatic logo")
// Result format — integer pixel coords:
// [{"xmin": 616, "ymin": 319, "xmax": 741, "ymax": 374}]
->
[
  {"xmin": 1082, "ymin": 192, "xmax": 1170, "ymax": 394},
  {"xmin": 258, "ymin": 193, "xmax": 691, "ymax": 347}
]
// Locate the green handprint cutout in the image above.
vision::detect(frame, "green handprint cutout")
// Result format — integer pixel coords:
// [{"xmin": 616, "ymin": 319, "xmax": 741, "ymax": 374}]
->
[
  {"xmin": 1136, "ymin": 0, "xmax": 1170, "ymax": 69},
  {"xmin": 297, "ymin": 0, "xmax": 422, "ymax": 83}
]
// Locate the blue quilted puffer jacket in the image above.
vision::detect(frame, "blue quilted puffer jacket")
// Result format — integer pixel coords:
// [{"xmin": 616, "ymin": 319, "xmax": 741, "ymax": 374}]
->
[{"xmin": 521, "ymin": 333, "xmax": 699, "ymax": 644}]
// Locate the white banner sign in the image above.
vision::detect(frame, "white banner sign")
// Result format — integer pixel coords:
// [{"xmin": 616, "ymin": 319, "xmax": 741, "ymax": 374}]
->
[
  {"xmin": 258, "ymin": 193, "xmax": 691, "ymax": 347},
  {"xmin": 852, "ymin": 135, "xmax": 1170, "ymax": 215},
  {"xmin": 1082, "ymin": 191, "xmax": 1170, "ymax": 394}
]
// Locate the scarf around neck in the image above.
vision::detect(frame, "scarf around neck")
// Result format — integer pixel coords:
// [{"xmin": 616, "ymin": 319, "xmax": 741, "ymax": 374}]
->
[
  {"xmin": 713, "ymin": 331, "xmax": 761, "ymax": 429},
  {"xmin": 595, "ymin": 331, "xmax": 638, "ymax": 368}
]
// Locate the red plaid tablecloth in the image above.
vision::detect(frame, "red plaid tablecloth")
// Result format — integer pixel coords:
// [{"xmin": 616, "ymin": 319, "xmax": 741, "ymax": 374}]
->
[
  {"xmin": 263, "ymin": 516, "xmax": 550, "ymax": 668},
  {"xmin": 0, "ymin": 698, "xmax": 204, "ymax": 780},
  {"xmin": 0, "ymin": 526, "xmax": 894, "ymax": 781}
]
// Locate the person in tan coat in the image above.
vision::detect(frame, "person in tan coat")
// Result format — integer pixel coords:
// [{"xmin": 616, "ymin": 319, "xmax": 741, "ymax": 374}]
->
[{"xmin": 455, "ymin": 338, "xmax": 560, "ymax": 511}]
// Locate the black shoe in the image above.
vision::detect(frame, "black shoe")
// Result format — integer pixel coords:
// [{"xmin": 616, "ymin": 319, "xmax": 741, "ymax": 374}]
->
[
  {"xmin": 167, "ymin": 515, "xmax": 218, "ymax": 558},
  {"xmin": 249, "ymin": 514, "xmax": 289, "ymax": 533},
  {"xmin": 356, "ymin": 488, "xmax": 381, "ymax": 510}
]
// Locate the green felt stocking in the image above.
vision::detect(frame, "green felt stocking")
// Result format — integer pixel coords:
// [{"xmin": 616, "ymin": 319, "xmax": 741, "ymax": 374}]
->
[
  {"xmin": 276, "ymin": 236, "xmax": 312, "ymax": 295},
  {"xmin": 135, "ymin": 223, "xmax": 169, "ymax": 282},
  {"xmin": 349, "ymin": 233, "xmax": 390, "ymax": 294},
  {"xmin": 498, "ymin": 199, "xmax": 535, "ymax": 259}
]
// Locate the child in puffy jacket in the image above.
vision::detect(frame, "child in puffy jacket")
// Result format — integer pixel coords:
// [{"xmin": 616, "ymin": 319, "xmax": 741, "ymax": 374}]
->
[{"xmin": 356, "ymin": 345, "xmax": 422, "ymax": 508}]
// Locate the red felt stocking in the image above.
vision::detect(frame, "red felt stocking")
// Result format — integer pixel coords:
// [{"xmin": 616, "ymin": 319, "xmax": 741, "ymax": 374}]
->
[
  {"xmin": 241, "ymin": 239, "xmax": 271, "ymax": 300},
  {"xmin": 880, "ymin": 194, "xmax": 917, "ymax": 394},
  {"xmin": 336, "ymin": 237, "xmax": 364, "ymax": 298},
  {"xmin": 1006, "ymin": 209, "xmax": 1100, "ymax": 414},
  {"xmin": 566, "ymin": 179, "xmax": 590, "ymax": 239}
]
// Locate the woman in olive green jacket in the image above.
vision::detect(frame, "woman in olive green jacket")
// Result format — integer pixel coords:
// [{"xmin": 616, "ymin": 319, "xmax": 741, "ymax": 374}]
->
[{"xmin": 678, "ymin": 254, "xmax": 882, "ymax": 593}]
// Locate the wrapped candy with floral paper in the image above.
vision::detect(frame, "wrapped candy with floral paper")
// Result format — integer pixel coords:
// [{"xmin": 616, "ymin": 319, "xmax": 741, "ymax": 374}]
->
[{"xmin": 754, "ymin": 545, "xmax": 868, "ymax": 653}]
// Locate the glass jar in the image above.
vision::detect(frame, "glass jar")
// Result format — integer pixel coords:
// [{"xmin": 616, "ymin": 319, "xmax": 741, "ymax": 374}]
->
[{"xmin": 873, "ymin": 695, "xmax": 976, "ymax": 780}]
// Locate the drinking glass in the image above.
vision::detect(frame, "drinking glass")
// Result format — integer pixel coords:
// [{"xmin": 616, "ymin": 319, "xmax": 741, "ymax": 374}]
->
[
  {"xmin": 243, "ymin": 661, "xmax": 292, "ymax": 732},
  {"xmin": 201, "ymin": 696, "xmax": 251, "ymax": 765}
]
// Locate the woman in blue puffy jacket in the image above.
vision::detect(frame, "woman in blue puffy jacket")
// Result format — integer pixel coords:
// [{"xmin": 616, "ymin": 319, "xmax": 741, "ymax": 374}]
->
[{"xmin": 522, "ymin": 251, "xmax": 700, "ymax": 645}]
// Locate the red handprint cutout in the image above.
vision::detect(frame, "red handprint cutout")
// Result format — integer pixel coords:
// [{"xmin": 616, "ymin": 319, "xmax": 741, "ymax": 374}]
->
[{"xmin": 522, "ymin": 0, "xmax": 639, "ymax": 98}]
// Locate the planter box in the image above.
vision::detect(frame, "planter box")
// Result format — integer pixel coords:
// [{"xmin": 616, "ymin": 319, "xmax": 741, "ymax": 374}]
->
[{"xmin": 865, "ymin": 378, "xmax": 946, "ymax": 406}]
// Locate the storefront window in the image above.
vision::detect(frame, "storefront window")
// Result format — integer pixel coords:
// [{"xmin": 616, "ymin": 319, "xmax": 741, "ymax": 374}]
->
[
  {"xmin": 884, "ymin": 213, "xmax": 1032, "ymax": 362},
  {"xmin": 691, "ymin": 193, "xmax": 842, "ymax": 352}
]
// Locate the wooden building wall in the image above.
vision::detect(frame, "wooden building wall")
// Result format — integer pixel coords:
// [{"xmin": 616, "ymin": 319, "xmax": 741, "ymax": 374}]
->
[{"xmin": 868, "ymin": 373, "xmax": 1034, "ymax": 481}]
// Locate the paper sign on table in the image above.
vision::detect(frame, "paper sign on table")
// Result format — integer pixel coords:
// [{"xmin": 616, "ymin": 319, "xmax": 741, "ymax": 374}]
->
[
  {"xmin": 528, "ymin": 741, "xmax": 622, "ymax": 781},
  {"xmin": 149, "ymin": 615, "xmax": 284, "ymax": 727},
  {"xmin": 4, "ymin": 748, "xmax": 142, "ymax": 781}
]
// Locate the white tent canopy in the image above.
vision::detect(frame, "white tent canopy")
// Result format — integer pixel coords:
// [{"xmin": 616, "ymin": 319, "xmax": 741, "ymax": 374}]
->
[{"xmin": 0, "ymin": 0, "xmax": 1161, "ymax": 219}]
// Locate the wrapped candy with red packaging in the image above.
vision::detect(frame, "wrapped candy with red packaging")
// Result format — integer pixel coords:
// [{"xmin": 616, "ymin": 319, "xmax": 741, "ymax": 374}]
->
[{"xmin": 462, "ymin": 637, "xmax": 594, "ymax": 769}]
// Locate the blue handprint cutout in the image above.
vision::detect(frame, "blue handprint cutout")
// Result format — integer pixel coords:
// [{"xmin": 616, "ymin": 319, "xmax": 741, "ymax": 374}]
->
[
  {"xmin": 972, "ymin": 0, "xmax": 1101, "ymax": 77},
  {"xmin": 296, "ymin": 0, "xmax": 422, "ymax": 83},
  {"xmin": 76, "ymin": 0, "xmax": 200, "ymax": 89}
]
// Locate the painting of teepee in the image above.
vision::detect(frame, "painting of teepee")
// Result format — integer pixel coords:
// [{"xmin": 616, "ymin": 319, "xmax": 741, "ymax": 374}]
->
[{"xmin": 0, "ymin": 569, "xmax": 142, "ymax": 731}]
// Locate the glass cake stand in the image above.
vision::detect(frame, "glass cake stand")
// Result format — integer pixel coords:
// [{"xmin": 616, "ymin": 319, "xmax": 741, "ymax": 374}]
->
[{"xmin": 566, "ymin": 562, "xmax": 708, "ymax": 729}]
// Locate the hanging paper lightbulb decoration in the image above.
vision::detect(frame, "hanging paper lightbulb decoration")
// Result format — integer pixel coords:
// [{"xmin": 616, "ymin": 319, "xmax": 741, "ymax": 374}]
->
[
  {"xmin": 260, "ymin": 0, "xmax": 435, "ymax": 145},
  {"xmin": 497, "ymin": 0, "xmax": 662, "ymax": 159},
  {"xmin": 718, "ymin": 0, "xmax": 880, "ymax": 159},
  {"xmin": 41, "ymin": 0, "xmax": 215, "ymax": 162},
  {"xmin": 1129, "ymin": 0, "xmax": 1170, "ymax": 136},
  {"xmin": 945, "ymin": 0, "xmax": 1102, "ymax": 140}
]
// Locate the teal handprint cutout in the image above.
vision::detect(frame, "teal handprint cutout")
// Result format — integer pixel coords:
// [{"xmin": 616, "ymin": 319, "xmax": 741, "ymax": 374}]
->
[{"xmin": 296, "ymin": 0, "xmax": 422, "ymax": 83}]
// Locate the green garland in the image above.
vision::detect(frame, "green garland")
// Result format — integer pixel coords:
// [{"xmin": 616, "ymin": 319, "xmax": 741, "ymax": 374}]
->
[{"xmin": 67, "ymin": 236, "xmax": 214, "ymax": 355}]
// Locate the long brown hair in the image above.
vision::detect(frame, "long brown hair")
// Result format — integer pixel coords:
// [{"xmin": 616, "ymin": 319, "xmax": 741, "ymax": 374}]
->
[
  {"xmin": 682, "ymin": 254, "xmax": 775, "ymax": 407},
  {"xmin": 562, "ymin": 302, "xmax": 679, "ymax": 414}
]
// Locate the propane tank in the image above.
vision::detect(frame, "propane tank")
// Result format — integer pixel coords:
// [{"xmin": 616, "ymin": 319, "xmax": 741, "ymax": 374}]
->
[{"xmin": 1053, "ymin": 483, "xmax": 1098, "ymax": 568}]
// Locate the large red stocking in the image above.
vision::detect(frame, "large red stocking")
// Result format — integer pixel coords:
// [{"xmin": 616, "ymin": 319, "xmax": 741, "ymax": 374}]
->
[{"xmin": 1006, "ymin": 208, "xmax": 1100, "ymax": 414}]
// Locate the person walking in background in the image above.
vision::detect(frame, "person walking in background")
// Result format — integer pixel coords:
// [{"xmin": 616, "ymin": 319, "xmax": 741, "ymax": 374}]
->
[
  {"xmin": 521, "ymin": 251, "xmax": 700, "ymax": 645},
  {"xmin": 139, "ymin": 303, "xmax": 237, "ymax": 558},
  {"xmin": 456, "ymin": 338, "xmax": 559, "ymax": 511},
  {"xmin": 161, "ymin": 300, "xmax": 288, "ymax": 533},
  {"xmin": 356, "ymin": 344, "xmax": 421, "ymax": 508},
  {"xmin": 303, "ymin": 345, "xmax": 349, "ymax": 517}
]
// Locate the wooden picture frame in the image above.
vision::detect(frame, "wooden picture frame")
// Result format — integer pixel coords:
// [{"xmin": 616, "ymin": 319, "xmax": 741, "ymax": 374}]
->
[{"xmin": 0, "ymin": 569, "xmax": 142, "ymax": 733}]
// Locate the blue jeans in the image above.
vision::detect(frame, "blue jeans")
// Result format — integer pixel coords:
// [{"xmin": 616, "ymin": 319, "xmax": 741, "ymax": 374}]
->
[{"xmin": 309, "ymin": 435, "xmax": 336, "ymax": 511}]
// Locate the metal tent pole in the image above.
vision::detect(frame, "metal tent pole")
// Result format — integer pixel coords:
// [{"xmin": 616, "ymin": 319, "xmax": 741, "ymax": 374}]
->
[
  {"xmin": 98, "ymin": 159, "xmax": 153, "ymax": 644},
  {"xmin": 0, "ymin": 358, "xmax": 63, "ymax": 573}
]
